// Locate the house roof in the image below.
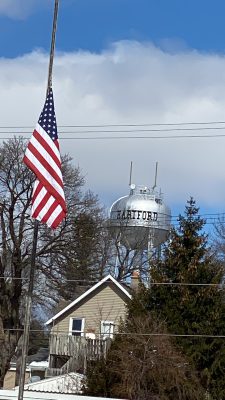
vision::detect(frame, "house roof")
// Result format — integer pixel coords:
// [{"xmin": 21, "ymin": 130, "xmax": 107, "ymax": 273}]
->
[
  {"xmin": 0, "ymin": 390, "xmax": 125, "ymax": 400},
  {"xmin": 24, "ymin": 372, "xmax": 84, "ymax": 394},
  {"xmin": 29, "ymin": 361, "xmax": 49, "ymax": 371},
  {"xmin": 45, "ymin": 274, "xmax": 132, "ymax": 326}
]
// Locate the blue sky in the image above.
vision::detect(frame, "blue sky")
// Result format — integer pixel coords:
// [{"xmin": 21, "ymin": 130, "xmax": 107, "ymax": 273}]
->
[
  {"xmin": 2, "ymin": 0, "xmax": 225, "ymax": 57},
  {"xmin": 1, "ymin": 0, "xmax": 225, "ymax": 225}
]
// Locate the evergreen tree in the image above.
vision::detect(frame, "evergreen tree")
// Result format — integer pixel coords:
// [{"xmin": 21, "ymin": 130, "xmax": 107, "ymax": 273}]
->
[{"xmin": 133, "ymin": 198, "xmax": 225, "ymax": 398}]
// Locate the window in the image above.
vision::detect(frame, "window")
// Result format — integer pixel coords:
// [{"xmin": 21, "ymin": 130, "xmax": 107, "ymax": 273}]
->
[
  {"xmin": 69, "ymin": 318, "xmax": 84, "ymax": 336},
  {"xmin": 101, "ymin": 320, "xmax": 114, "ymax": 339}
]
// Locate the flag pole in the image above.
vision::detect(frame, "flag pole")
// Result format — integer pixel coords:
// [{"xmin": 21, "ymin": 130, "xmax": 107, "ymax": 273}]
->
[
  {"xmin": 47, "ymin": 0, "xmax": 59, "ymax": 93},
  {"xmin": 18, "ymin": 1, "xmax": 60, "ymax": 399}
]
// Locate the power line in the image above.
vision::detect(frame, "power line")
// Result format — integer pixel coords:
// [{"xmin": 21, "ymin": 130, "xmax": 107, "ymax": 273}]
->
[
  {"xmin": 111, "ymin": 332, "xmax": 225, "ymax": 339},
  {"xmin": 57, "ymin": 126, "xmax": 225, "ymax": 133},
  {"xmin": 0, "ymin": 209, "xmax": 224, "ymax": 222},
  {"xmin": 2, "ymin": 133, "xmax": 225, "ymax": 140},
  {"xmin": 0, "ymin": 219, "xmax": 221, "ymax": 227},
  {"xmin": 2, "ymin": 328, "xmax": 225, "ymax": 339},
  {"xmin": 0, "ymin": 276, "xmax": 224, "ymax": 288},
  {"xmin": 3, "ymin": 125, "xmax": 225, "ymax": 135},
  {"xmin": 58, "ymin": 121, "xmax": 225, "ymax": 127},
  {"xmin": 4, "ymin": 126, "xmax": 225, "ymax": 133},
  {"xmin": 2, "ymin": 120, "xmax": 225, "ymax": 129}
]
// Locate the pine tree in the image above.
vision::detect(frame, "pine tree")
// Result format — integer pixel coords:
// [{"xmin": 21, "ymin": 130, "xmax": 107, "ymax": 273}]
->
[{"xmin": 140, "ymin": 198, "xmax": 225, "ymax": 398}]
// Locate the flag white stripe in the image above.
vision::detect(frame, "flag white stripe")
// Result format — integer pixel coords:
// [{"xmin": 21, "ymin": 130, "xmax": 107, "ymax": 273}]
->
[
  {"xmin": 32, "ymin": 185, "xmax": 47, "ymax": 213},
  {"xmin": 25, "ymin": 148, "xmax": 65, "ymax": 200},
  {"xmin": 35, "ymin": 123, "xmax": 61, "ymax": 160},
  {"xmin": 46, "ymin": 204, "xmax": 62, "ymax": 227},
  {"xmin": 37, "ymin": 196, "xmax": 55, "ymax": 220},
  {"xmin": 30, "ymin": 135, "xmax": 63, "ymax": 181}
]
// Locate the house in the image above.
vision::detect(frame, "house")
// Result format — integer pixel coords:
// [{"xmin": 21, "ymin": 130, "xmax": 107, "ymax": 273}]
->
[
  {"xmin": 3, "ymin": 365, "xmax": 30, "ymax": 390},
  {"xmin": 45, "ymin": 274, "xmax": 134, "ymax": 376},
  {"xmin": 3, "ymin": 348, "xmax": 49, "ymax": 389}
]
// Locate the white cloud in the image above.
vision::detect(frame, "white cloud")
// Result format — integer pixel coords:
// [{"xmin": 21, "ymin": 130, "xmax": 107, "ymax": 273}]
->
[
  {"xmin": 0, "ymin": 0, "xmax": 47, "ymax": 19},
  {"xmin": 1, "ymin": 41, "xmax": 225, "ymax": 212}
]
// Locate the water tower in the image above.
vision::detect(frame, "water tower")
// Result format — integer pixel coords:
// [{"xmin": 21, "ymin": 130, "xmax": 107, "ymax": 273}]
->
[{"xmin": 108, "ymin": 163, "xmax": 171, "ymax": 275}]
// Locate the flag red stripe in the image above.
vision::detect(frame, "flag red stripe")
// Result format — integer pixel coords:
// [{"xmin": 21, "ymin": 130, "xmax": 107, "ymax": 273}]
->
[
  {"xmin": 32, "ymin": 181, "xmax": 44, "ymax": 204},
  {"xmin": 54, "ymin": 139, "xmax": 59, "ymax": 150},
  {"xmin": 32, "ymin": 192, "xmax": 51, "ymax": 219},
  {"xmin": 24, "ymin": 155, "xmax": 66, "ymax": 212},
  {"xmin": 33, "ymin": 129, "xmax": 61, "ymax": 169},
  {"xmin": 51, "ymin": 210, "xmax": 66, "ymax": 229},
  {"xmin": 41, "ymin": 200, "xmax": 58, "ymax": 224},
  {"xmin": 27, "ymin": 142, "xmax": 63, "ymax": 188}
]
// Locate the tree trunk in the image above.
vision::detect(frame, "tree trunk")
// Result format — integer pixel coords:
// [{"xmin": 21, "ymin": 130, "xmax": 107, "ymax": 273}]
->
[
  {"xmin": 0, "ymin": 331, "xmax": 19, "ymax": 388},
  {"xmin": 0, "ymin": 290, "xmax": 21, "ymax": 385}
]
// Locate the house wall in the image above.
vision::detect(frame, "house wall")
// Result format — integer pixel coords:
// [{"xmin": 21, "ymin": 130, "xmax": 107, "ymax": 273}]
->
[
  {"xmin": 3, "ymin": 370, "xmax": 29, "ymax": 389},
  {"xmin": 51, "ymin": 282, "xmax": 129, "ymax": 336}
]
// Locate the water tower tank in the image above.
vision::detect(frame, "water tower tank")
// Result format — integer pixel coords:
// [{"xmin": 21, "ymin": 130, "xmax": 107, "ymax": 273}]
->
[{"xmin": 109, "ymin": 184, "xmax": 171, "ymax": 250}]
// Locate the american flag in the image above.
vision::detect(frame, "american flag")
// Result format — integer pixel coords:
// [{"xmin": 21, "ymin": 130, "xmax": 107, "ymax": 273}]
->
[{"xmin": 24, "ymin": 88, "xmax": 67, "ymax": 229}]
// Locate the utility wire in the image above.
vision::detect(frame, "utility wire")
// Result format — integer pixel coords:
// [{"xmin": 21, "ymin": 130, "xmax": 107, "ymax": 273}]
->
[
  {"xmin": 0, "ymin": 212, "xmax": 221, "ymax": 228},
  {"xmin": 0, "ymin": 211, "xmax": 224, "ymax": 220},
  {"xmin": 2, "ymin": 328, "xmax": 225, "ymax": 339},
  {"xmin": 2, "ymin": 133, "xmax": 225, "ymax": 140},
  {"xmin": 3, "ymin": 124, "xmax": 225, "ymax": 137},
  {"xmin": 52, "ymin": 127, "xmax": 225, "ymax": 132},
  {"xmin": 0, "ymin": 211, "xmax": 224, "ymax": 224},
  {"xmin": 4, "ymin": 126, "xmax": 225, "ymax": 133},
  {"xmin": 0, "ymin": 277, "xmax": 224, "ymax": 288},
  {"xmin": 3, "ymin": 120, "xmax": 225, "ymax": 129}
]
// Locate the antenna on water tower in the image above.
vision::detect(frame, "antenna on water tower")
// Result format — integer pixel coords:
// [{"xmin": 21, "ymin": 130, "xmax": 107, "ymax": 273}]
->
[
  {"xmin": 152, "ymin": 161, "xmax": 158, "ymax": 191},
  {"xmin": 129, "ymin": 161, "xmax": 133, "ymax": 187}
]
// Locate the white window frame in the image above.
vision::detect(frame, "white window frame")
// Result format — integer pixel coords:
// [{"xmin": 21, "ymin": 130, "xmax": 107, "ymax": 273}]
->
[
  {"xmin": 100, "ymin": 320, "xmax": 115, "ymax": 339},
  {"xmin": 69, "ymin": 317, "xmax": 85, "ymax": 336}
]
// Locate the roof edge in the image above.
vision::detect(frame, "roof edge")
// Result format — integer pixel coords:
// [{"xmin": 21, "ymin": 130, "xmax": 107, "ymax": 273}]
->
[{"xmin": 45, "ymin": 274, "xmax": 131, "ymax": 326}]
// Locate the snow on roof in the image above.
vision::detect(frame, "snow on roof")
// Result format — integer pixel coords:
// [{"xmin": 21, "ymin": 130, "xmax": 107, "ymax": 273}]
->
[
  {"xmin": 27, "ymin": 348, "xmax": 48, "ymax": 363},
  {"xmin": 24, "ymin": 372, "xmax": 84, "ymax": 394},
  {"xmin": 29, "ymin": 361, "xmax": 49, "ymax": 369},
  {"xmin": 45, "ymin": 274, "xmax": 132, "ymax": 325},
  {"xmin": 0, "ymin": 390, "xmax": 126, "ymax": 400}
]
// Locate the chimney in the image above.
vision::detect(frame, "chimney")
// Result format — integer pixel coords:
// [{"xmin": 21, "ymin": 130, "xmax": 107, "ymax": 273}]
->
[{"xmin": 130, "ymin": 270, "xmax": 140, "ymax": 290}]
